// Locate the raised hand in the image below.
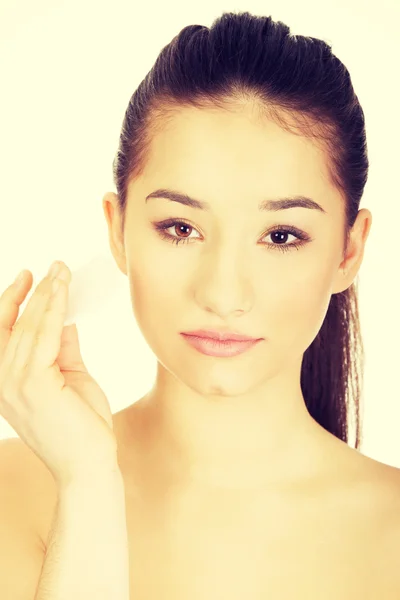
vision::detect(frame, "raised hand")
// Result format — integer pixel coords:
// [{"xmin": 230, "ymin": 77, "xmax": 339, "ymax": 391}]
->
[{"xmin": 0, "ymin": 261, "xmax": 119, "ymax": 488}]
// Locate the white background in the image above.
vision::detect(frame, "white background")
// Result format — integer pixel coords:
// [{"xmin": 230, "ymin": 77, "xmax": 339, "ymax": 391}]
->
[{"xmin": 0, "ymin": 0, "xmax": 399, "ymax": 467}]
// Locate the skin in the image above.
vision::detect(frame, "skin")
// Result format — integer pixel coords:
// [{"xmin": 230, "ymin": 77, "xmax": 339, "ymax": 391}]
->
[{"xmin": 102, "ymin": 105, "xmax": 372, "ymax": 494}]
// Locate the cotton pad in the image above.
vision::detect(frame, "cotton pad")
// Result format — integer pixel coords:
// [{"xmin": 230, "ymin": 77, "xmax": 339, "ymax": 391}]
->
[{"xmin": 63, "ymin": 253, "xmax": 125, "ymax": 326}]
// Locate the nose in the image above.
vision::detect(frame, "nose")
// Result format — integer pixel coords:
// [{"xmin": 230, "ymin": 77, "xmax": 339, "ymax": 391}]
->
[{"xmin": 193, "ymin": 249, "xmax": 254, "ymax": 318}]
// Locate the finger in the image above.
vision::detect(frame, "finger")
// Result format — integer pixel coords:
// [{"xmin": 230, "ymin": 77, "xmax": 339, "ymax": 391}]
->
[
  {"xmin": 2, "ymin": 275, "xmax": 54, "ymax": 379},
  {"xmin": 28, "ymin": 266, "xmax": 72, "ymax": 373},
  {"xmin": 56, "ymin": 324, "xmax": 88, "ymax": 373},
  {"xmin": 12, "ymin": 263, "xmax": 71, "ymax": 375},
  {"xmin": 0, "ymin": 270, "xmax": 34, "ymax": 356}
]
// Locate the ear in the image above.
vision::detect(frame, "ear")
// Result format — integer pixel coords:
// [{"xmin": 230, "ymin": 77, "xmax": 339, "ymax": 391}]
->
[{"xmin": 332, "ymin": 208, "xmax": 373, "ymax": 294}]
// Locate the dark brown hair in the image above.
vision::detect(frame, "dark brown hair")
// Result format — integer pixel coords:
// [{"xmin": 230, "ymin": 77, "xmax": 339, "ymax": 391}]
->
[{"xmin": 111, "ymin": 11, "xmax": 368, "ymax": 450}]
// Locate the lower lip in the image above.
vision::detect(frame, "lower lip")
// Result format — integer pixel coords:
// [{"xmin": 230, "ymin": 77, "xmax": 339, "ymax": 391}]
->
[{"xmin": 180, "ymin": 334, "xmax": 262, "ymax": 357}]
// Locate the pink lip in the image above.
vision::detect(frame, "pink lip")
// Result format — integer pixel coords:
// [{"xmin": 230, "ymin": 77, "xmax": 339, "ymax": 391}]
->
[
  {"xmin": 180, "ymin": 334, "xmax": 262, "ymax": 357},
  {"xmin": 181, "ymin": 329, "xmax": 261, "ymax": 342}
]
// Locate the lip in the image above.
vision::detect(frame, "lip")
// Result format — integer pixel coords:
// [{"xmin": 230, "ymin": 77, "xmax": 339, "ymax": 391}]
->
[
  {"xmin": 181, "ymin": 329, "xmax": 262, "ymax": 342},
  {"xmin": 181, "ymin": 334, "xmax": 262, "ymax": 357}
]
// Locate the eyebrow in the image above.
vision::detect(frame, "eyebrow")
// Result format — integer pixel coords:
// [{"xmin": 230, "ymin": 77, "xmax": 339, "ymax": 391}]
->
[{"xmin": 145, "ymin": 188, "xmax": 326, "ymax": 214}]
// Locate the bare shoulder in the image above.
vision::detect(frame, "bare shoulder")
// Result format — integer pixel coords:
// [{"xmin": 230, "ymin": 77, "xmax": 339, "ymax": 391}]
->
[
  {"xmin": 0, "ymin": 438, "xmax": 59, "ymax": 551},
  {"xmin": 372, "ymin": 457, "xmax": 400, "ymax": 533},
  {"xmin": 357, "ymin": 451, "xmax": 400, "ymax": 509},
  {"xmin": 348, "ymin": 449, "xmax": 400, "ymax": 578},
  {"xmin": 339, "ymin": 444, "xmax": 400, "ymax": 517},
  {"xmin": 367, "ymin": 458, "xmax": 400, "ymax": 589}
]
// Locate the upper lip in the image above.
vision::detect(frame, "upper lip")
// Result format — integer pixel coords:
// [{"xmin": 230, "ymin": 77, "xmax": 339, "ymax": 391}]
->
[{"xmin": 181, "ymin": 328, "xmax": 262, "ymax": 342}]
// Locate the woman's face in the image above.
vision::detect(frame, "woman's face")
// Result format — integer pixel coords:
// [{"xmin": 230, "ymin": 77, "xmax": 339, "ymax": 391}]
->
[{"xmin": 104, "ymin": 107, "xmax": 371, "ymax": 398}]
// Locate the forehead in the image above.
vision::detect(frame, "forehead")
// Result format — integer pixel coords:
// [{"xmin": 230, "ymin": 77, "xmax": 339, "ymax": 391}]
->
[{"xmin": 138, "ymin": 107, "xmax": 337, "ymax": 212}]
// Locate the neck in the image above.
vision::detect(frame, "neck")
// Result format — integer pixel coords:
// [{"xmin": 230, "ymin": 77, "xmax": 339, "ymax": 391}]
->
[{"xmin": 130, "ymin": 364, "xmax": 329, "ymax": 492}]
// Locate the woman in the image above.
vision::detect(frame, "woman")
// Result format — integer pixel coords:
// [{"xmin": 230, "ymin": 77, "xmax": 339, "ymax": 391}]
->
[{"xmin": 1, "ymin": 10, "xmax": 398, "ymax": 600}]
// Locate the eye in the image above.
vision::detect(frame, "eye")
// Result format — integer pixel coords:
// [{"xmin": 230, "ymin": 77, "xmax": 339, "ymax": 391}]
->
[
  {"xmin": 153, "ymin": 220, "xmax": 201, "ymax": 246},
  {"xmin": 261, "ymin": 228, "xmax": 310, "ymax": 254},
  {"xmin": 151, "ymin": 219, "xmax": 312, "ymax": 254}
]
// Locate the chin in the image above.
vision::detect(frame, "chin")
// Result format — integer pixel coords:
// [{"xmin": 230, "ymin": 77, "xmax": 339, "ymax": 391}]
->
[{"xmin": 182, "ymin": 371, "xmax": 265, "ymax": 399}]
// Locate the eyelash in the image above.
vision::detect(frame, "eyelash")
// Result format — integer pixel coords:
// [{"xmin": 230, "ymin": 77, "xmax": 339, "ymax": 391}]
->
[{"xmin": 152, "ymin": 219, "xmax": 312, "ymax": 254}]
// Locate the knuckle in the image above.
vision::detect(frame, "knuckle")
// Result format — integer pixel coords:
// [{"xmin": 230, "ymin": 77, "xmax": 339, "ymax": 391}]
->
[
  {"xmin": 15, "ymin": 321, "xmax": 35, "ymax": 338},
  {"xmin": 18, "ymin": 366, "xmax": 40, "ymax": 398},
  {"xmin": 20, "ymin": 376, "xmax": 37, "ymax": 398},
  {"xmin": 1, "ymin": 372, "xmax": 21, "ymax": 401},
  {"xmin": 36, "ymin": 279, "xmax": 51, "ymax": 297},
  {"xmin": 2, "ymin": 366, "xmax": 35, "ymax": 400},
  {"xmin": 12, "ymin": 320, "xmax": 23, "ymax": 335}
]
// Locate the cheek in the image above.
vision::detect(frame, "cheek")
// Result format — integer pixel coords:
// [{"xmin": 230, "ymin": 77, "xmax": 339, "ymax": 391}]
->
[
  {"xmin": 128, "ymin": 257, "xmax": 184, "ymax": 325},
  {"xmin": 127, "ymin": 258, "xmax": 188, "ymax": 366},
  {"xmin": 260, "ymin": 263, "xmax": 334, "ymax": 353}
]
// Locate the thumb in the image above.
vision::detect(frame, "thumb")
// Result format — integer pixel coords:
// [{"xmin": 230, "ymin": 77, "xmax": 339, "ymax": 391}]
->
[{"xmin": 56, "ymin": 323, "xmax": 88, "ymax": 373}]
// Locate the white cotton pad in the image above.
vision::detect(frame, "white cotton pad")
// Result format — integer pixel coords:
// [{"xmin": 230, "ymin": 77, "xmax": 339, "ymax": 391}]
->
[{"xmin": 63, "ymin": 253, "xmax": 125, "ymax": 326}]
